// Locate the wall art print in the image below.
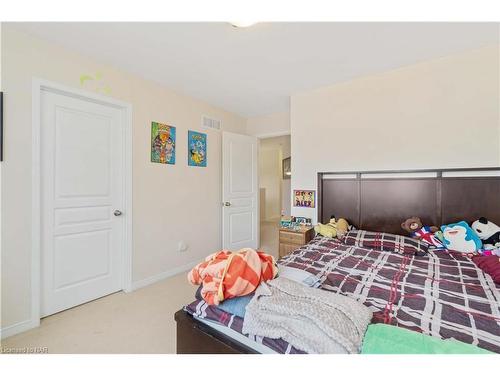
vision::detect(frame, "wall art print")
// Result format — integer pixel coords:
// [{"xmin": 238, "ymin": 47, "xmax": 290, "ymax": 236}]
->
[
  {"xmin": 293, "ymin": 190, "xmax": 315, "ymax": 208},
  {"xmin": 151, "ymin": 122, "xmax": 176, "ymax": 164},
  {"xmin": 187, "ymin": 130, "xmax": 207, "ymax": 167}
]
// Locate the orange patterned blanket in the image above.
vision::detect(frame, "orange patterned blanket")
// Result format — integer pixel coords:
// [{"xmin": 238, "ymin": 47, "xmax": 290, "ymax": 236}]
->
[{"xmin": 188, "ymin": 249, "xmax": 277, "ymax": 305}]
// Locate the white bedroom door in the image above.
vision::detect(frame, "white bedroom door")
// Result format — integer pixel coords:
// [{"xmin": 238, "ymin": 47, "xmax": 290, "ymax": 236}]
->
[
  {"xmin": 222, "ymin": 132, "xmax": 259, "ymax": 250},
  {"xmin": 40, "ymin": 89, "xmax": 125, "ymax": 317}
]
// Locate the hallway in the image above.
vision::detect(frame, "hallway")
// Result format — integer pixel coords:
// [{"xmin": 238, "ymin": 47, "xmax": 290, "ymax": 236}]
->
[{"xmin": 259, "ymin": 219, "xmax": 280, "ymax": 259}]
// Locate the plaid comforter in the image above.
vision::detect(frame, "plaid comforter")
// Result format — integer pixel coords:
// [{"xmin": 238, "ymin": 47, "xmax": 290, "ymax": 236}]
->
[
  {"xmin": 186, "ymin": 236, "xmax": 500, "ymax": 353},
  {"xmin": 185, "ymin": 299, "xmax": 306, "ymax": 353}
]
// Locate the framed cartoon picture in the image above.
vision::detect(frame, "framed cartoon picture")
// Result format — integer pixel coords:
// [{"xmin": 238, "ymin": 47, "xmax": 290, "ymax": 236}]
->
[
  {"xmin": 293, "ymin": 190, "xmax": 315, "ymax": 208},
  {"xmin": 188, "ymin": 130, "xmax": 207, "ymax": 167},
  {"xmin": 151, "ymin": 122, "xmax": 176, "ymax": 164}
]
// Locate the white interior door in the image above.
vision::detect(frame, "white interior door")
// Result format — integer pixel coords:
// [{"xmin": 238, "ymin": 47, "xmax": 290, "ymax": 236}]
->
[
  {"xmin": 41, "ymin": 89, "xmax": 125, "ymax": 317},
  {"xmin": 222, "ymin": 132, "xmax": 259, "ymax": 250}
]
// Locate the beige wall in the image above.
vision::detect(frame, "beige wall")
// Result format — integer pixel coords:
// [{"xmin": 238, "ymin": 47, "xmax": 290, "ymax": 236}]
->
[
  {"xmin": 291, "ymin": 45, "xmax": 500, "ymax": 221},
  {"xmin": 246, "ymin": 111, "xmax": 290, "ymax": 137},
  {"xmin": 0, "ymin": 27, "xmax": 246, "ymax": 330}
]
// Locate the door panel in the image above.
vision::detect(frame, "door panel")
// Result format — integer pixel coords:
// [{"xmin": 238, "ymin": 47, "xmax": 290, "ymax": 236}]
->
[
  {"xmin": 222, "ymin": 132, "xmax": 258, "ymax": 250},
  {"xmin": 41, "ymin": 90, "xmax": 125, "ymax": 317},
  {"xmin": 53, "ymin": 230, "xmax": 111, "ymax": 290},
  {"xmin": 230, "ymin": 212, "xmax": 254, "ymax": 244},
  {"xmin": 55, "ymin": 107, "xmax": 111, "ymax": 198},
  {"xmin": 229, "ymin": 141, "xmax": 254, "ymax": 193},
  {"xmin": 55, "ymin": 206, "xmax": 111, "ymax": 227}
]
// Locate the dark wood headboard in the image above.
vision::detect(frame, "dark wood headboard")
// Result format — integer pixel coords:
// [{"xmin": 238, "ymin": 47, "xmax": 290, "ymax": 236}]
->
[{"xmin": 317, "ymin": 168, "xmax": 500, "ymax": 235}]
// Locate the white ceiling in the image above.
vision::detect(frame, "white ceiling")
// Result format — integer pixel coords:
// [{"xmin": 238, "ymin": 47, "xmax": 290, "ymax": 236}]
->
[{"xmin": 11, "ymin": 22, "xmax": 499, "ymax": 117}]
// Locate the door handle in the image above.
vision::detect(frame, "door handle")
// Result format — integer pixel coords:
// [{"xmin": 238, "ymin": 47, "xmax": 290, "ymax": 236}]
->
[
  {"xmin": 113, "ymin": 210, "xmax": 123, "ymax": 216},
  {"xmin": 223, "ymin": 202, "xmax": 231, "ymax": 207}
]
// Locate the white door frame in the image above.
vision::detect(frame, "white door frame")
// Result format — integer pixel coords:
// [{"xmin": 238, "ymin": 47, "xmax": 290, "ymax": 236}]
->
[{"xmin": 31, "ymin": 78, "xmax": 133, "ymax": 328}]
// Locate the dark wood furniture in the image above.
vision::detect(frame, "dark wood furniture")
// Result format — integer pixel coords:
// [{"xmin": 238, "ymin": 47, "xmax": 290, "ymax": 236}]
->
[
  {"xmin": 176, "ymin": 167, "xmax": 500, "ymax": 354},
  {"xmin": 279, "ymin": 226, "xmax": 314, "ymax": 258},
  {"xmin": 175, "ymin": 310, "xmax": 256, "ymax": 354},
  {"xmin": 317, "ymin": 168, "xmax": 500, "ymax": 235}
]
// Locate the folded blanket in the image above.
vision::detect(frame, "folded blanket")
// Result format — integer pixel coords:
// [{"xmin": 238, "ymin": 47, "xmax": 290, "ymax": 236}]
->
[
  {"xmin": 188, "ymin": 248, "xmax": 277, "ymax": 305},
  {"xmin": 278, "ymin": 265, "xmax": 322, "ymax": 288},
  {"xmin": 362, "ymin": 324, "xmax": 493, "ymax": 354},
  {"xmin": 242, "ymin": 277, "xmax": 373, "ymax": 354}
]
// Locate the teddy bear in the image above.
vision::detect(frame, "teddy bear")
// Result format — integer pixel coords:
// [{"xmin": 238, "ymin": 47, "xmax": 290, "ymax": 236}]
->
[
  {"xmin": 335, "ymin": 217, "xmax": 350, "ymax": 239},
  {"xmin": 314, "ymin": 215, "xmax": 350, "ymax": 239},
  {"xmin": 472, "ymin": 217, "xmax": 500, "ymax": 251},
  {"xmin": 401, "ymin": 216, "xmax": 444, "ymax": 249}
]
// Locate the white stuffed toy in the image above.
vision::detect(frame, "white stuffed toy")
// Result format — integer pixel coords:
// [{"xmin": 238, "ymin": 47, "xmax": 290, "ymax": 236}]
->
[{"xmin": 472, "ymin": 217, "xmax": 500, "ymax": 250}]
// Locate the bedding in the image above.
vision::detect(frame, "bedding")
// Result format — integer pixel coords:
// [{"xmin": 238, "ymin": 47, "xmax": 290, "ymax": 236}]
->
[
  {"xmin": 185, "ymin": 235, "xmax": 500, "ymax": 354},
  {"xmin": 472, "ymin": 255, "xmax": 500, "ymax": 284},
  {"xmin": 184, "ymin": 299, "xmax": 306, "ymax": 353},
  {"xmin": 361, "ymin": 324, "xmax": 493, "ymax": 354},
  {"xmin": 343, "ymin": 229, "xmax": 429, "ymax": 256},
  {"xmin": 195, "ymin": 284, "xmax": 252, "ymax": 318},
  {"xmin": 242, "ymin": 277, "xmax": 372, "ymax": 354},
  {"xmin": 281, "ymin": 236, "xmax": 500, "ymax": 353},
  {"xmin": 188, "ymin": 248, "xmax": 277, "ymax": 305}
]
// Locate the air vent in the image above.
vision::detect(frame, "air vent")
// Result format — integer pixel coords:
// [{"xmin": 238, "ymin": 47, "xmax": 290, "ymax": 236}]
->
[{"xmin": 202, "ymin": 115, "xmax": 222, "ymax": 131}]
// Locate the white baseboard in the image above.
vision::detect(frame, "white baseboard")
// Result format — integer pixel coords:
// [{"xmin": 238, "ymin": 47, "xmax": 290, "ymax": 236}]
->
[
  {"xmin": 131, "ymin": 260, "xmax": 199, "ymax": 291},
  {"xmin": 0, "ymin": 319, "xmax": 39, "ymax": 340}
]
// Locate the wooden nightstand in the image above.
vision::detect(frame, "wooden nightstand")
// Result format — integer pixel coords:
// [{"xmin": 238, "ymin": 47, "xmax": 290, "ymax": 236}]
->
[{"xmin": 279, "ymin": 226, "xmax": 314, "ymax": 258}]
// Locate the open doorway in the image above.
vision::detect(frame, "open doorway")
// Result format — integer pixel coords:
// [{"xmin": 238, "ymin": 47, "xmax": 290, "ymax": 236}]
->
[{"xmin": 258, "ymin": 135, "xmax": 291, "ymax": 258}]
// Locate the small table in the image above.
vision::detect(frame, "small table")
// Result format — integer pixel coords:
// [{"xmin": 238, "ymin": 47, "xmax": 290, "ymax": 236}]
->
[{"xmin": 279, "ymin": 226, "xmax": 314, "ymax": 258}]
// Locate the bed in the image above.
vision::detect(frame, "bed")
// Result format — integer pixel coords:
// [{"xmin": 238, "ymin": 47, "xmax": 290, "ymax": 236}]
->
[{"xmin": 175, "ymin": 168, "xmax": 500, "ymax": 354}]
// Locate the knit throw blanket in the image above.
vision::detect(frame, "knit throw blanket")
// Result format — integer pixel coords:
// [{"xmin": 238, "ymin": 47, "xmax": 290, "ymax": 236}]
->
[{"xmin": 242, "ymin": 277, "xmax": 372, "ymax": 354}]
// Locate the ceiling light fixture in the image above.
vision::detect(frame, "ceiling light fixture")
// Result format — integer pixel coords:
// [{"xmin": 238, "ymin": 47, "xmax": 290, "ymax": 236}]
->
[{"xmin": 230, "ymin": 21, "xmax": 258, "ymax": 28}]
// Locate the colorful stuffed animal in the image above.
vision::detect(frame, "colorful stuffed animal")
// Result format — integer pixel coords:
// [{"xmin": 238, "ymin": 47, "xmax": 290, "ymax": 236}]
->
[
  {"xmin": 314, "ymin": 216, "xmax": 350, "ymax": 239},
  {"xmin": 471, "ymin": 217, "xmax": 500, "ymax": 250},
  {"xmin": 401, "ymin": 217, "xmax": 444, "ymax": 248},
  {"xmin": 440, "ymin": 221, "xmax": 482, "ymax": 254}
]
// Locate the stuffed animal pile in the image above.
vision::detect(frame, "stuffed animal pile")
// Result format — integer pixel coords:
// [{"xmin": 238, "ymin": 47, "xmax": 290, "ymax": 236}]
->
[
  {"xmin": 316, "ymin": 213, "xmax": 500, "ymax": 256},
  {"xmin": 401, "ymin": 216, "xmax": 500, "ymax": 256},
  {"xmin": 314, "ymin": 215, "xmax": 350, "ymax": 239}
]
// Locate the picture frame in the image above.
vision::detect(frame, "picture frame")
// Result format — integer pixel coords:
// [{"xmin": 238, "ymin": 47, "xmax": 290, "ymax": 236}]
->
[
  {"xmin": 151, "ymin": 122, "xmax": 176, "ymax": 165},
  {"xmin": 294, "ymin": 216, "xmax": 308, "ymax": 225},
  {"xmin": 293, "ymin": 190, "xmax": 315, "ymax": 208},
  {"xmin": 187, "ymin": 130, "xmax": 207, "ymax": 167}
]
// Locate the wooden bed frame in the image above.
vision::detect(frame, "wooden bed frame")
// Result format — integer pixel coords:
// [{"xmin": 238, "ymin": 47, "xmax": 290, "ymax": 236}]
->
[
  {"xmin": 175, "ymin": 310, "xmax": 257, "ymax": 354},
  {"xmin": 175, "ymin": 167, "xmax": 500, "ymax": 354}
]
